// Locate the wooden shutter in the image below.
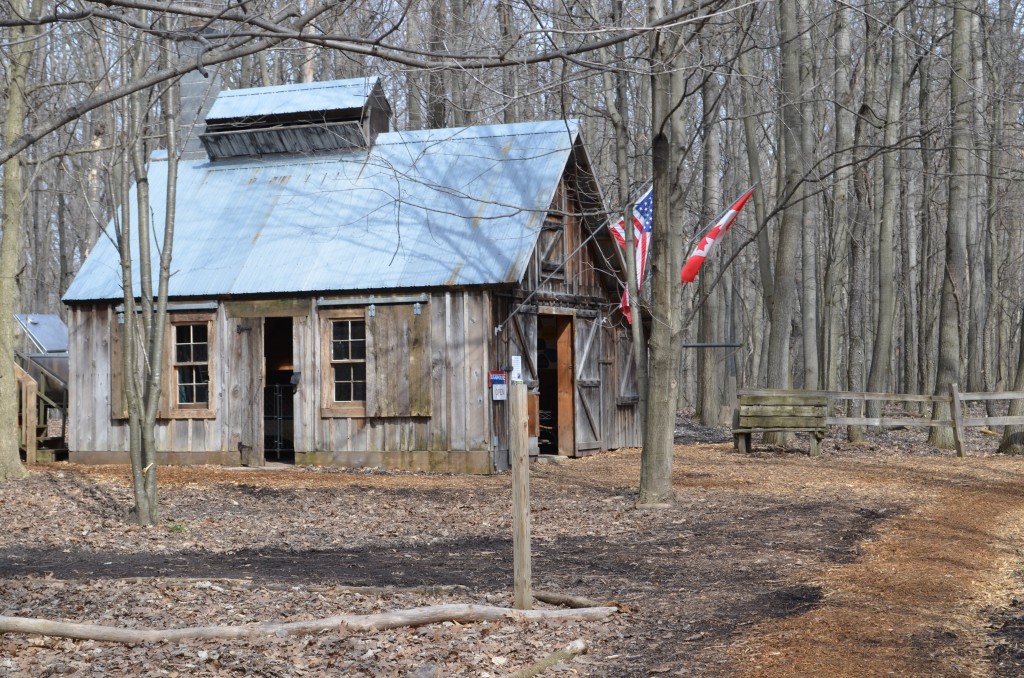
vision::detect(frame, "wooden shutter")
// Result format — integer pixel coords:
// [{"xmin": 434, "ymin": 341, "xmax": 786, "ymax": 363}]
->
[
  {"xmin": 508, "ymin": 309, "xmax": 538, "ymax": 389},
  {"xmin": 617, "ymin": 328, "xmax": 640, "ymax": 405},
  {"xmin": 366, "ymin": 304, "xmax": 431, "ymax": 417},
  {"xmin": 110, "ymin": 321, "xmax": 126, "ymax": 419}
]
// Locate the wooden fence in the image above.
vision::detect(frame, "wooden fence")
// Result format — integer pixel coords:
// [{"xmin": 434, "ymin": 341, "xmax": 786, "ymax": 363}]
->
[{"xmin": 736, "ymin": 384, "xmax": 1024, "ymax": 457}]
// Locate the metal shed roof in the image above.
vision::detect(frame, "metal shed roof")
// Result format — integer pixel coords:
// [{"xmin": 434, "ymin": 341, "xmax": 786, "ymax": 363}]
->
[
  {"xmin": 205, "ymin": 77, "xmax": 379, "ymax": 121},
  {"xmin": 15, "ymin": 314, "xmax": 68, "ymax": 353},
  {"xmin": 64, "ymin": 119, "xmax": 584, "ymax": 302}
]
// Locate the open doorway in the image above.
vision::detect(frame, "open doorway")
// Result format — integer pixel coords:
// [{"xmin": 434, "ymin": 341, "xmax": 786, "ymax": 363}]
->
[
  {"xmin": 536, "ymin": 314, "xmax": 575, "ymax": 456},
  {"xmin": 263, "ymin": 317, "xmax": 294, "ymax": 463}
]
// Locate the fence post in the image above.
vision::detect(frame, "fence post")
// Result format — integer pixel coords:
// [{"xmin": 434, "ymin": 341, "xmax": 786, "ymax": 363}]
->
[
  {"xmin": 510, "ymin": 381, "xmax": 532, "ymax": 609},
  {"xmin": 950, "ymin": 383, "xmax": 966, "ymax": 458}
]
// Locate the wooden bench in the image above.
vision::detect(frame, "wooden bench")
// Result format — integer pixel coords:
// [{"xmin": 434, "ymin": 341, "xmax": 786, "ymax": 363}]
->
[{"xmin": 733, "ymin": 392, "xmax": 829, "ymax": 455}]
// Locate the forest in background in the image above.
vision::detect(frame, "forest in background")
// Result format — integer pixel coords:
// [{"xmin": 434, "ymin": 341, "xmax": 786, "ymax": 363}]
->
[{"xmin": 3, "ymin": 0, "xmax": 1023, "ymax": 436}]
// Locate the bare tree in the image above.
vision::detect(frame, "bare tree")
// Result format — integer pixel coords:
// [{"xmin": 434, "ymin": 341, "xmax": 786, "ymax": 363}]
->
[
  {"xmin": 0, "ymin": 0, "xmax": 41, "ymax": 480},
  {"xmin": 929, "ymin": 0, "xmax": 972, "ymax": 448}
]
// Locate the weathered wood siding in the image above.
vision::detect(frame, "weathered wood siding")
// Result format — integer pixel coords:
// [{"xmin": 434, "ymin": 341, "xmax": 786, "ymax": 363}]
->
[
  {"xmin": 67, "ymin": 288, "xmax": 636, "ymax": 469},
  {"xmin": 68, "ymin": 303, "xmax": 240, "ymax": 464},
  {"xmin": 294, "ymin": 291, "xmax": 491, "ymax": 468},
  {"xmin": 499, "ymin": 175, "xmax": 642, "ymax": 454},
  {"xmin": 68, "ymin": 290, "xmax": 496, "ymax": 471}
]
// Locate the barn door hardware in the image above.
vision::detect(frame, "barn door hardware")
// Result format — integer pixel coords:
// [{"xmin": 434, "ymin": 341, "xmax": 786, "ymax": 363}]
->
[{"xmin": 236, "ymin": 324, "xmax": 252, "ymax": 334}]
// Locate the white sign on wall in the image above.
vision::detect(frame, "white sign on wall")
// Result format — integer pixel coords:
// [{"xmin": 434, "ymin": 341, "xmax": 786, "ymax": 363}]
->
[{"xmin": 510, "ymin": 355, "xmax": 523, "ymax": 383}]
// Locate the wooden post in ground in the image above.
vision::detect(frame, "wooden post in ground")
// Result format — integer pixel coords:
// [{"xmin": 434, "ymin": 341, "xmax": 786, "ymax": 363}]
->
[
  {"xmin": 15, "ymin": 364, "xmax": 36, "ymax": 465},
  {"xmin": 510, "ymin": 381, "xmax": 532, "ymax": 609},
  {"xmin": 950, "ymin": 383, "xmax": 966, "ymax": 457}
]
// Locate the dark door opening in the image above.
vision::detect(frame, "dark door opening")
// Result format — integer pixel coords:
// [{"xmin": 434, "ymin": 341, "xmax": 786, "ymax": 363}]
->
[
  {"xmin": 536, "ymin": 315, "xmax": 575, "ymax": 456},
  {"xmin": 263, "ymin": 317, "xmax": 294, "ymax": 463}
]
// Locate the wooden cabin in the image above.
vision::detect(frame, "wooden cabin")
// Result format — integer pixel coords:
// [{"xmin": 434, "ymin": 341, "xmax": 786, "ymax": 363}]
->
[{"xmin": 62, "ymin": 77, "xmax": 642, "ymax": 473}]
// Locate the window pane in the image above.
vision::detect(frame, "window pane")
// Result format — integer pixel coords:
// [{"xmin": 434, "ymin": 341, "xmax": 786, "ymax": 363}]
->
[
  {"xmin": 328, "ymin": 317, "xmax": 366, "ymax": 406},
  {"xmin": 193, "ymin": 343, "xmax": 208, "ymax": 363},
  {"xmin": 351, "ymin": 338, "xmax": 365, "ymax": 360},
  {"xmin": 195, "ymin": 366, "xmax": 209, "ymax": 384},
  {"xmin": 176, "ymin": 325, "xmax": 191, "ymax": 343},
  {"xmin": 192, "ymin": 324, "xmax": 208, "ymax": 343},
  {"xmin": 195, "ymin": 385, "xmax": 208, "ymax": 404},
  {"xmin": 176, "ymin": 344, "xmax": 192, "ymax": 363},
  {"xmin": 332, "ymin": 340, "xmax": 349, "ymax": 361}
]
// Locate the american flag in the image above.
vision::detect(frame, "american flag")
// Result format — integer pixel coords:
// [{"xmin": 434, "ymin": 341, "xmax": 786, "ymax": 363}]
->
[{"xmin": 608, "ymin": 185, "xmax": 653, "ymax": 324}]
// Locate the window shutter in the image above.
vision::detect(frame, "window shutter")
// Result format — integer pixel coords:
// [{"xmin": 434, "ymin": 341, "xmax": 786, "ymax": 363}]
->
[
  {"xmin": 110, "ymin": 321, "xmax": 127, "ymax": 419},
  {"xmin": 365, "ymin": 304, "xmax": 431, "ymax": 417}
]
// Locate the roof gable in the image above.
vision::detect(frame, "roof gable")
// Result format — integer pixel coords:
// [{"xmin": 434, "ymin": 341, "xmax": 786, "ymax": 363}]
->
[{"xmin": 64, "ymin": 120, "xmax": 585, "ymax": 302}]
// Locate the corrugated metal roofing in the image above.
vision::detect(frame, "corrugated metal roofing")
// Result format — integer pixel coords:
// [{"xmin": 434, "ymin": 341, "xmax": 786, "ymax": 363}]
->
[
  {"xmin": 205, "ymin": 77, "xmax": 378, "ymax": 120},
  {"xmin": 15, "ymin": 314, "xmax": 68, "ymax": 352},
  {"xmin": 63, "ymin": 119, "xmax": 582, "ymax": 301}
]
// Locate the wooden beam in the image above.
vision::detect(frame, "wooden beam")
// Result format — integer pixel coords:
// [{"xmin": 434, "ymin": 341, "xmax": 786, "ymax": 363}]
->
[{"xmin": 510, "ymin": 382, "xmax": 532, "ymax": 610}]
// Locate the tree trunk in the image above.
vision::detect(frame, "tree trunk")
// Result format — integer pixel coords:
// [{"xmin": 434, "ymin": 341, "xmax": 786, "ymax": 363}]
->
[
  {"xmin": 929, "ymin": 0, "xmax": 972, "ymax": 449},
  {"xmin": 737, "ymin": 19, "xmax": 773, "ymax": 313},
  {"xmin": 0, "ymin": 0, "xmax": 40, "ymax": 480},
  {"xmin": 845, "ymin": 15, "xmax": 878, "ymax": 442},
  {"xmin": 599, "ymin": 7, "xmax": 648, "ymax": 427},
  {"xmin": 498, "ymin": 0, "xmax": 519, "ymax": 124},
  {"xmin": 763, "ymin": 0, "xmax": 803, "ymax": 443},
  {"xmin": 797, "ymin": 0, "xmax": 819, "ymax": 391},
  {"xmin": 821, "ymin": 0, "xmax": 854, "ymax": 392},
  {"xmin": 697, "ymin": 42, "xmax": 723, "ymax": 426},
  {"xmin": 865, "ymin": 7, "xmax": 906, "ymax": 416},
  {"xmin": 405, "ymin": 0, "xmax": 424, "ymax": 130},
  {"xmin": 998, "ymin": 307, "xmax": 1024, "ymax": 453},
  {"xmin": 638, "ymin": 0, "xmax": 680, "ymax": 507},
  {"xmin": 966, "ymin": 9, "xmax": 987, "ymax": 395}
]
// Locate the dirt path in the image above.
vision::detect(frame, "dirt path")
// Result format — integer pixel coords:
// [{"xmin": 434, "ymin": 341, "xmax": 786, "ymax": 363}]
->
[
  {"xmin": 0, "ymin": 444, "xmax": 1023, "ymax": 675},
  {"xmin": 725, "ymin": 456, "xmax": 1024, "ymax": 676}
]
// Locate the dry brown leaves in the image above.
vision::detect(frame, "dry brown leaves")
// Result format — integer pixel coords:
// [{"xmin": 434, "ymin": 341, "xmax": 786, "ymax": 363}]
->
[{"xmin": 1, "ymin": 427, "xmax": 1024, "ymax": 676}]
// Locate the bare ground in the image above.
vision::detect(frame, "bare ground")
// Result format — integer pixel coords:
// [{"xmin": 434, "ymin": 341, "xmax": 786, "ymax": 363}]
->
[{"xmin": 1, "ymin": 423, "xmax": 1024, "ymax": 676}]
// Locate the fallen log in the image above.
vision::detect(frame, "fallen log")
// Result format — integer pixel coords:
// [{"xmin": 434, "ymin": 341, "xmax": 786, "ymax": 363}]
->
[
  {"xmin": 533, "ymin": 590, "xmax": 613, "ymax": 609},
  {"xmin": 0, "ymin": 604, "xmax": 617, "ymax": 644}
]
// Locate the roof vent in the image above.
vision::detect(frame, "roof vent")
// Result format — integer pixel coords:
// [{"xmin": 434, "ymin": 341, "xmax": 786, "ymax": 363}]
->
[{"xmin": 198, "ymin": 77, "xmax": 391, "ymax": 160}]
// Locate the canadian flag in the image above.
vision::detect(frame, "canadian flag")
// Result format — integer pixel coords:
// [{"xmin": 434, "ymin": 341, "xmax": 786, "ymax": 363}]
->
[{"xmin": 680, "ymin": 186, "xmax": 756, "ymax": 283}]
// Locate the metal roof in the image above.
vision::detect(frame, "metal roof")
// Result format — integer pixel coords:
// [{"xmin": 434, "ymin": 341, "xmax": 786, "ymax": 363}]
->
[
  {"xmin": 205, "ymin": 77, "xmax": 379, "ymax": 121},
  {"xmin": 64, "ymin": 119, "xmax": 583, "ymax": 301},
  {"xmin": 15, "ymin": 314, "xmax": 68, "ymax": 352}
]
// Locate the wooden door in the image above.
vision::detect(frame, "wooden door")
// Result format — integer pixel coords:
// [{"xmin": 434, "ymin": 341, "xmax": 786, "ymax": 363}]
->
[
  {"xmin": 573, "ymin": 313, "xmax": 602, "ymax": 454},
  {"xmin": 229, "ymin": 316, "xmax": 264, "ymax": 466}
]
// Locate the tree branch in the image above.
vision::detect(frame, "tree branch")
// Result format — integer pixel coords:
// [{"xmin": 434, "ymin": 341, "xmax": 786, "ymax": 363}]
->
[{"xmin": 0, "ymin": 604, "xmax": 618, "ymax": 644}]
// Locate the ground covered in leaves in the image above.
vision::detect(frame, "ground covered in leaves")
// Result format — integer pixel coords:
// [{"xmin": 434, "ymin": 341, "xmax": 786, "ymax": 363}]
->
[{"xmin": 2, "ymin": 422, "xmax": 1024, "ymax": 676}]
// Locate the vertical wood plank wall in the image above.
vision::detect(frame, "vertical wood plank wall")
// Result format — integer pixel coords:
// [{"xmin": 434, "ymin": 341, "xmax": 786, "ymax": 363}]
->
[
  {"xmin": 69, "ymin": 292, "xmax": 496, "ymax": 467},
  {"xmin": 68, "ymin": 293, "xmax": 638, "ymax": 466}
]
